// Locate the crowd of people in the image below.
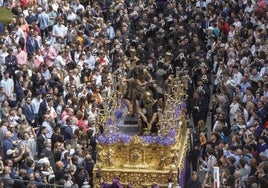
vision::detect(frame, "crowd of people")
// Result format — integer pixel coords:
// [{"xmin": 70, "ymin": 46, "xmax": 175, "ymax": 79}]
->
[{"xmin": 0, "ymin": 0, "xmax": 266, "ymax": 188}]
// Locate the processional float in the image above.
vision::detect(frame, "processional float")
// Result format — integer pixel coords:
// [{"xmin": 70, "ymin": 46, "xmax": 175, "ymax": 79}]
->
[{"xmin": 93, "ymin": 68, "xmax": 190, "ymax": 187}]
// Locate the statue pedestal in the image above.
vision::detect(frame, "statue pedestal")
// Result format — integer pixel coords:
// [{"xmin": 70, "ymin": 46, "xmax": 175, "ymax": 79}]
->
[
  {"xmin": 123, "ymin": 114, "xmax": 139, "ymax": 124},
  {"xmin": 115, "ymin": 115, "xmax": 139, "ymax": 136},
  {"xmin": 118, "ymin": 123, "xmax": 139, "ymax": 136}
]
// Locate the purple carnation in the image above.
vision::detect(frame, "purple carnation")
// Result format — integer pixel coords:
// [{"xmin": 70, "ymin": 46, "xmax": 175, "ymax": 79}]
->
[
  {"xmin": 114, "ymin": 109, "xmax": 123, "ymax": 119},
  {"xmin": 182, "ymin": 102, "xmax": 187, "ymax": 109},
  {"xmin": 169, "ymin": 129, "xmax": 177, "ymax": 137},
  {"xmin": 98, "ymin": 134, "xmax": 108, "ymax": 144},
  {"xmin": 107, "ymin": 118, "xmax": 113, "ymax": 125},
  {"xmin": 118, "ymin": 134, "xmax": 131, "ymax": 143}
]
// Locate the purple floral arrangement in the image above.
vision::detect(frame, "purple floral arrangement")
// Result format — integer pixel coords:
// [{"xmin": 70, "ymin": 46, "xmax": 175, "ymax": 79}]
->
[
  {"xmin": 98, "ymin": 132, "xmax": 132, "ymax": 144},
  {"xmin": 97, "ymin": 106, "xmax": 181, "ymax": 146},
  {"xmin": 98, "ymin": 128, "xmax": 177, "ymax": 146},
  {"xmin": 141, "ymin": 128, "xmax": 177, "ymax": 146}
]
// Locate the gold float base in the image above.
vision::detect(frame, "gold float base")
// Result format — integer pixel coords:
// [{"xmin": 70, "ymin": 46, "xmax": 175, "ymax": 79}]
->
[
  {"xmin": 93, "ymin": 121, "xmax": 190, "ymax": 187},
  {"xmin": 94, "ymin": 168, "xmax": 177, "ymax": 187}
]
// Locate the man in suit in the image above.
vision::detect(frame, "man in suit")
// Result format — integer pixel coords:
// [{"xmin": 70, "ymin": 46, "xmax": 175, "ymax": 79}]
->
[
  {"xmin": 26, "ymin": 32, "xmax": 39, "ymax": 56},
  {"xmin": 38, "ymin": 94, "xmax": 50, "ymax": 125},
  {"xmin": 37, "ymin": 126, "xmax": 47, "ymax": 158},
  {"xmin": 61, "ymin": 117, "xmax": 74, "ymax": 142},
  {"xmin": 5, "ymin": 48, "xmax": 18, "ymax": 79},
  {"xmin": 41, "ymin": 139, "xmax": 55, "ymax": 168},
  {"xmin": 202, "ymin": 15, "xmax": 211, "ymax": 31},
  {"xmin": 188, "ymin": 125, "xmax": 200, "ymax": 172},
  {"xmin": 190, "ymin": 91, "xmax": 205, "ymax": 127},
  {"xmin": 22, "ymin": 96, "xmax": 36, "ymax": 127},
  {"xmin": 3, "ymin": 131, "xmax": 14, "ymax": 160}
]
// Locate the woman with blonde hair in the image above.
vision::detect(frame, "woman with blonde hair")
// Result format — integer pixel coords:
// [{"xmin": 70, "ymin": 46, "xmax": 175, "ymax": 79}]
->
[
  {"xmin": 197, "ymin": 119, "xmax": 207, "ymax": 133},
  {"xmin": 199, "ymin": 131, "xmax": 207, "ymax": 159},
  {"xmin": 53, "ymin": 142, "xmax": 63, "ymax": 162}
]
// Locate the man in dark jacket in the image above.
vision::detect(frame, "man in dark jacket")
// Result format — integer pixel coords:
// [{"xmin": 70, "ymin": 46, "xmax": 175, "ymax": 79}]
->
[
  {"xmin": 190, "ymin": 91, "xmax": 205, "ymax": 127},
  {"xmin": 185, "ymin": 171, "xmax": 202, "ymax": 188},
  {"xmin": 5, "ymin": 48, "xmax": 18, "ymax": 78},
  {"xmin": 61, "ymin": 117, "xmax": 73, "ymax": 142},
  {"xmin": 37, "ymin": 126, "xmax": 47, "ymax": 158}
]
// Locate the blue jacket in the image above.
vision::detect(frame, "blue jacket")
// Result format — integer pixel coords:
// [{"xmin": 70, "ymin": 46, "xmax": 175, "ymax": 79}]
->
[
  {"xmin": 5, "ymin": 55, "xmax": 18, "ymax": 76},
  {"xmin": 3, "ymin": 138, "xmax": 14, "ymax": 159},
  {"xmin": 61, "ymin": 125, "xmax": 73, "ymax": 141},
  {"xmin": 26, "ymin": 38, "xmax": 39, "ymax": 56},
  {"xmin": 22, "ymin": 104, "xmax": 35, "ymax": 123}
]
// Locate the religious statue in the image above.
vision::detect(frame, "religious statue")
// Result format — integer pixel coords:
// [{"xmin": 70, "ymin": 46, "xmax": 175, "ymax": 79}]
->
[
  {"xmin": 122, "ymin": 66, "xmax": 149, "ymax": 116},
  {"xmin": 138, "ymin": 90, "xmax": 159, "ymax": 135}
]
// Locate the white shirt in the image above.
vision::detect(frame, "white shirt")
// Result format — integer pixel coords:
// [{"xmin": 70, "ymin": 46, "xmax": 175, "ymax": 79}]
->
[
  {"xmin": 51, "ymin": 2, "xmax": 59, "ymax": 12},
  {"xmin": 0, "ymin": 78, "xmax": 14, "ymax": 97},
  {"xmin": 67, "ymin": 12, "xmax": 77, "ymax": 22},
  {"xmin": 31, "ymin": 98, "xmax": 43, "ymax": 114},
  {"xmin": 107, "ymin": 26, "xmax": 115, "ymax": 40},
  {"xmin": 245, "ymin": 4, "xmax": 254, "ymax": 13},
  {"xmin": 259, "ymin": 66, "xmax": 268, "ymax": 78},
  {"xmin": 196, "ymin": 0, "xmax": 207, "ymax": 8},
  {"xmin": 232, "ymin": 71, "xmax": 243, "ymax": 86},
  {"xmin": 215, "ymin": 66, "xmax": 225, "ymax": 85},
  {"xmin": 52, "ymin": 24, "xmax": 67, "ymax": 38},
  {"xmin": 85, "ymin": 55, "xmax": 96, "ymax": 70},
  {"xmin": 228, "ymin": 30, "xmax": 235, "ymax": 39},
  {"xmin": 72, "ymin": 3, "xmax": 85, "ymax": 13},
  {"xmin": 92, "ymin": 74, "xmax": 102, "ymax": 86},
  {"xmin": 73, "ymin": 74, "xmax": 81, "ymax": 88},
  {"xmin": 54, "ymin": 55, "xmax": 66, "ymax": 70},
  {"xmin": 230, "ymin": 102, "xmax": 240, "ymax": 115},
  {"xmin": 15, "ymin": 28, "xmax": 24, "ymax": 38},
  {"xmin": 233, "ymin": 21, "xmax": 242, "ymax": 29},
  {"xmin": 201, "ymin": 154, "xmax": 217, "ymax": 172},
  {"xmin": 35, "ymin": 35, "xmax": 43, "ymax": 49},
  {"xmin": 42, "ymin": 121, "xmax": 53, "ymax": 139},
  {"xmin": 48, "ymin": 106, "xmax": 57, "ymax": 120},
  {"xmin": 0, "ymin": 51, "xmax": 8, "ymax": 73}
]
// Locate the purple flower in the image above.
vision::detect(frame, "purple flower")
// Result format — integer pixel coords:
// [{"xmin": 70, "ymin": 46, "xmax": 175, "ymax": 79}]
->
[
  {"xmin": 114, "ymin": 109, "xmax": 123, "ymax": 119},
  {"xmin": 182, "ymin": 102, "xmax": 187, "ymax": 109},
  {"xmin": 98, "ymin": 128, "xmax": 176, "ymax": 146},
  {"xmin": 98, "ymin": 134, "xmax": 108, "ymax": 143},
  {"xmin": 169, "ymin": 129, "xmax": 177, "ymax": 137},
  {"xmin": 141, "ymin": 135, "xmax": 159, "ymax": 144},
  {"xmin": 118, "ymin": 134, "xmax": 131, "ymax": 143},
  {"xmin": 157, "ymin": 135, "xmax": 176, "ymax": 146},
  {"xmin": 107, "ymin": 118, "xmax": 113, "ymax": 125},
  {"xmin": 175, "ymin": 104, "xmax": 180, "ymax": 117}
]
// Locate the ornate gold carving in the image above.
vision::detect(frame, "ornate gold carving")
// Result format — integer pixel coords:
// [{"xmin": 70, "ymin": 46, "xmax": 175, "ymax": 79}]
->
[
  {"xmin": 94, "ymin": 74, "xmax": 190, "ymax": 187},
  {"xmin": 93, "ymin": 121, "xmax": 190, "ymax": 186}
]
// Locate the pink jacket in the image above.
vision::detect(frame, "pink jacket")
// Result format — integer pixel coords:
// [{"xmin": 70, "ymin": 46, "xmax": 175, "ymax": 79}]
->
[{"xmin": 42, "ymin": 47, "xmax": 57, "ymax": 67}]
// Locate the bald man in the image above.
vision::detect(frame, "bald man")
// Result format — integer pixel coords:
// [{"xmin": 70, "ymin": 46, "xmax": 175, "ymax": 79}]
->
[{"xmin": 3, "ymin": 131, "xmax": 14, "ymax": 160}]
